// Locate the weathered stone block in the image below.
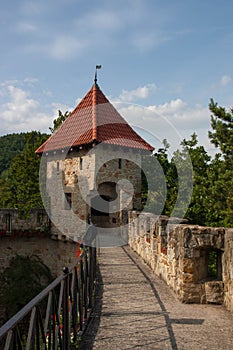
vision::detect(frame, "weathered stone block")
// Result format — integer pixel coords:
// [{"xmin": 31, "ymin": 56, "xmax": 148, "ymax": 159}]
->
[
  {"xmin": 205, "ymin": 281, "xmax": 224, "ymax": 304},
  {"xmin": 182, "ymin": 258, "xmax": 195, "ymax": 273},
  {"xmin": 182, "ymin": 273, "xmax": 195, "ymax": 283}
]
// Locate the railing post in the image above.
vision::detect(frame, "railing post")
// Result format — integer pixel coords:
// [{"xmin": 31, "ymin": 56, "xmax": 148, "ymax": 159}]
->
[
  {"xmin": 62, "ymin": 267, "xmax": 70, "ymax": 349},
  {"xmin": 88, "ymin": 246, "xmax": 96, "ymax": 309},
  {"xmin": 0, "ymin": 244, "xmax": 97, "ymax": 350}
]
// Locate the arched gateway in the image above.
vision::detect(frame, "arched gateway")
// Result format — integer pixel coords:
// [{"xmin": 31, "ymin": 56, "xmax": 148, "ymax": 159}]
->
[{"xmin": 35, "ymin": 77, "xmax": 154, "ymax": 246}]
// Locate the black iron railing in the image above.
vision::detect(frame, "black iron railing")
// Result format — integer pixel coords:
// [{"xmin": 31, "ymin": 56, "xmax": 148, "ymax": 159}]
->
[{"xmin": 0, "ymin": 246, "xmax": 97, "ymax": 349}]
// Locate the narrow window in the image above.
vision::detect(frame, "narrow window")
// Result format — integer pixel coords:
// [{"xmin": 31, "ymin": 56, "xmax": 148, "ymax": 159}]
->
[
  {"xmin": 80, "ymin": 157, "xmax": 83, "ymax": 170},
  {"xmin": 118, "ymin": 158, "xmax": 122, "ymax": 169},
  {"xmin": 56, "ymin": 161, "xmax": 60, "ymax": 174},
  {"xmin": 6, "ymin": 213, "xmax": 12, "ymax": 234},
  {"xmin": 64, "ymin": 193, "xmax": 72, "ymax": 210},
  {"xmin": 37, "ymin": 212, "xmax": 44, "ymax": 225}
]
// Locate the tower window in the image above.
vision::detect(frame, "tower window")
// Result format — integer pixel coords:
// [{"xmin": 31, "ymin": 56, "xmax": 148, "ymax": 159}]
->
[
  {"xmin": 6, "ymin": 213, "xmax": 12, "ymax": 234},
  {"xmin": 80, "ymin": 157, "xmax": 83, "ymax": 170},
  {"xmin": 56, "ymin": 161, "xmax": 60, "ymax": 173},
  {"xmin": 64, "ymin": 193, "xmax": 72, "ymax": 210},
  {"xmin": 37, "ymin": 212, "xmax": 45, "ymax": 225},
  {"xmin": 118, "ymin": 158, "xmax": 122, "ymax": 169}
]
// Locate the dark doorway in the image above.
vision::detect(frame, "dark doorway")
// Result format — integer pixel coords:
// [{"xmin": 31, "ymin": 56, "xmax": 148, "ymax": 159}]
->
[{"xmin": 90, "ymin": 182, "xmax": 118, "ymax": 228}]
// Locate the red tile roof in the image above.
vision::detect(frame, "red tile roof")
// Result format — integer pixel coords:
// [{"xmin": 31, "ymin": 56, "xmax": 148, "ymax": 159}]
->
[{"xmin": 35, "ymin": 83, "xmax": 154, "ymax": 154}]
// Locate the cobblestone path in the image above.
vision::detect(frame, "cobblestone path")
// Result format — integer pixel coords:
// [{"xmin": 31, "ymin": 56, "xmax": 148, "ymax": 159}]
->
[{"xmin": 79, "ymin": 246, "xmax": 233, "ymax": 350}]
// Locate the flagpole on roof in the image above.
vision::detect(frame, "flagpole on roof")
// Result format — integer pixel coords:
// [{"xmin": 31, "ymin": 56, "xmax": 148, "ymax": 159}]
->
[{"xmin": 94, "ymin": 65, "xmax": 102, "ymax": 84}]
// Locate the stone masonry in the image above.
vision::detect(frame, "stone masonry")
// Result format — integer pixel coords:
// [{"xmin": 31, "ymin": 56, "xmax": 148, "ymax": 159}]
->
[
  {"xmin": 46, "ymin": 143, "xmax": 143, "ymax": 241},
  {"xmin": 0, "ymin": 235, "xmax": 77, "ymax": 277},
  {"xmin": 0, "ymin": 208, "xmax": 49, "ymax": 236},
  {"xmin": 128, "ymin": 211, "xmax": 233, "ymax": 313}
]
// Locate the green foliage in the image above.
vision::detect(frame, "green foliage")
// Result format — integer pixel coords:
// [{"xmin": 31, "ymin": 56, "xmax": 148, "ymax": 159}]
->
[
  {"xmin": 49, "ymin": 110, "xmax": 70, "ymax": 133},
  {"xmin": 207, "ymin": 99, "xmax": 233, "ymax": 226},
  {"xmin": 176, "ymin": 133, "xmax": 211, "ymax": 224},
  {"xmin": 208, "ymin": 250, "xmax": 217, "ymax": 277},
  {"xmin": 0, "ymin": 131, "xmax": 49, "ymax": 217},
  {"xmin": 0, "ymin": 255, "xmax": 52, "ymax": 322},
  {"xmin": 154, "ymin": 140, "xmax": 179, "ymax": 216},
  {"xmin": 142, "ymin": 127, "xmax": 233, "ymax": 227},
  {"xmin": 209, "ymin": 98, "xmax": 233, "ymax": 163},
  {"xmin": 141, "ymin": 140, "xmax": 171, "ymax": 214},
  {"xmin": 0, "ymin": 133, "xmax": 27, "ymax": 175}
]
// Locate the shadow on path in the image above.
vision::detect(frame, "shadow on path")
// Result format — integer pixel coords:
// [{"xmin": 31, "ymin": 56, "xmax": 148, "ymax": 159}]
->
[
  {"xmin": 122, "ymin": 246, "xmax": 178, "ymax": 350},
  {"xmin": 78, "ymin": 246, "xmax": 206, "ymax": 349},
  {"xmin": 78, "ymin": 264, "xmax": 104, "ymax": 350}
]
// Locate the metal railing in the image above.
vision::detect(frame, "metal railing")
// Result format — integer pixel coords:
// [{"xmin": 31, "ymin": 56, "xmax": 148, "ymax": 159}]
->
[{"xmin": 0, "ymin": 246, "xmax": 97, "ymax": 349}]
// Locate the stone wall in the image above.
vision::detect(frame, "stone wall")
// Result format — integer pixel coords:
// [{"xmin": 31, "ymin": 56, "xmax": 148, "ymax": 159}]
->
[
  {"xmin": 128, "ymin": 211, "xmax": 233, "ymax": 313},
  {"xmin": 223, "ymin": 230, "xmax": 233, "ymax": 312},
  {"xmin": 0, "ymin": 208, "xmax": 49, "ymax": 237},
  {"xmin": 0, "ymin": 235, "xmax": 77, "ymax": 277}
]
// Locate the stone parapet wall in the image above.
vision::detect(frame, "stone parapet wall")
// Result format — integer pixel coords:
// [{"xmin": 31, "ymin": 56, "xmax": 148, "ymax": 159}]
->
[
  {"xmin": 128, "ymin": 211, "xmax": 233, "ymax": 313},
  {"xmin": 223, "ymin": 229, "xmax": 233, "ymax": 312},
  {"xmin": 0, "ymin": 208, "xmax": 49, "ymax": 236}
]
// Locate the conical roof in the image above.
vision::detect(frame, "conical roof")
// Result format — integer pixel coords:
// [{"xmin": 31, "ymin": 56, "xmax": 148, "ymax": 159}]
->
[{"xmin": 35, "ymin": 83, "xmax": 154, "ymax": 154}]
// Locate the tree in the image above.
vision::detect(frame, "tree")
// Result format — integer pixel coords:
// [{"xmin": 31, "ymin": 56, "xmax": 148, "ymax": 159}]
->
[
  {"xmin": 49, "ymin": 110, "xmax": 70, "ymax": 133},
  {"xmin": 169, "ymin": 138, "xmax": 194, "ymax": 220},
  {"xmin": 0, "ymin": 131, "xmax": 49, "ymax": 217},
  {"xmin": 176, "ymin": 133, "xmax": 211, "ymax": 224},
  {"xmin": 0, "ymin": 255, "xmax": 52, "ymax": 323},
  {"xmin": 141, "ymin": 139, "xmax": 171, "ymax": 215},
  {"xmin": 208, "ymin": 99, "xmax": 233, "ymax": 227},
  {"xmin": 0, "ymin": 133, "xmax": 27, "ymax": 175},
  {"xmin": 209, "ymin": 98, "xmax": 233, "ymax": 163}
]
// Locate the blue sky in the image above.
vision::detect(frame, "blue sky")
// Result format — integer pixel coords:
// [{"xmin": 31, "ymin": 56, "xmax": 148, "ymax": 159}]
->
[{"xmin": 1, "ymin": 0, "xmax": 233, "ymax": 154}]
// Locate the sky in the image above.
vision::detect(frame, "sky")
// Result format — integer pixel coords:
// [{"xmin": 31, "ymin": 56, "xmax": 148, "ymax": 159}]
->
[{"xmin": 1, "ymin": 0, "xmax": 233, "ymax": 156}]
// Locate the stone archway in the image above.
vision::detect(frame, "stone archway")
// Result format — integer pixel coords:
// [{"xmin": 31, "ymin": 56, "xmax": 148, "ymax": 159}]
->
[{"xmin": 90, "ymin": 182, "xmax": 119, "ymax": 228}]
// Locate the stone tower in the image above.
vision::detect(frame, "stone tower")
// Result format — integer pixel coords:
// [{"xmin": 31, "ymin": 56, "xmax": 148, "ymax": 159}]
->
[{"xmin": 36, "ymin": 80, "xmax": 154, "ymax": 246}]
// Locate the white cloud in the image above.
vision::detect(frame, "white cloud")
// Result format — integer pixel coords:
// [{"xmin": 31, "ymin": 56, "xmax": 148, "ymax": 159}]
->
[
  {"xmin": 75, "ymin": 10, "xmax": 121, "ymax": 32},
  {"xmin": 220, "ymin": 75, "xmax": 231, "ymax": 87},
  {"xmin": 17, "ymin": 21, "xmax": 37, "ymax": 33},
  {"xmin": 148, "ymin": 98, "xmax": 187, "ymax": 115},
  {"xmin": 2, "ymin": 85, "xmax": 39, "ymax": 122},
  {"xmin": 26, "ymin": 35, "xmax": 89, "ymax": 60},
  {"xmin": 51, "ymin": 102, "xmax": 72, "ymax": 117},
  {"xmin": 114, "ymin": 98, "xmax": 211, "ymax": 153},
  {"xmin": 21, "ymin": 1, "xmax": 45, "ymax": 16},
  {"xmin": 119, "ymin": 83, "xmax": 157, "ymax": 102},
  {"xmin": 132, "ymin": 32, "xmax": 170, "ymax": 52},
  {"xmin": 0, "ymin": 84, "xmax": 53, "ymax": 134},
  {"xmin": 23, "ymin": 77, "xmax": 38, "ymax": 84},
  {"xmin": 16, "ymin": 3, "xmax": 162, "ymax": 60},
  {"xmin": 49, "ymin": 36, "xmax": 89, "ymax": 60}
]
